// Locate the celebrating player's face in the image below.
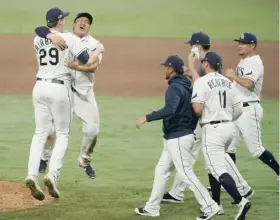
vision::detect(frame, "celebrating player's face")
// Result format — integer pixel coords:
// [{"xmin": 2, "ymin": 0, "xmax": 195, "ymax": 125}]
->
[
  {"xmin": 237, "ymin": 42, "xmax": 255, "ymax": 56},
  {"xmin": 73, "ymin": 17, "xmax": 91, "ymax": 37}
]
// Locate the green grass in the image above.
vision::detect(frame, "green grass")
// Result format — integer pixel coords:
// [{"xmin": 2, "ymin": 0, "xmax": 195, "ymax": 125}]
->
[
  {"xmin": 0, "ymin": 0, "xmax": 278, "ymax": 40},
  {"xmin": 0, "ymin": 96, "xmax": 279, "ymax": 220}
]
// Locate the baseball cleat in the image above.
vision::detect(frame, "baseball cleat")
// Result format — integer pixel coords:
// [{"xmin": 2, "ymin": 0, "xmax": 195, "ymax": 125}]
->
[
  {"xmin": 232, "ymin": 189, "xmax": 255, "ymax": 204},
  {"xmin": 197, "ymin": 204, "xmax": 220, "ymax": 220},
  {"xmin": 44, "ymin": 174, "xmax": 60, "ymax": 198},
  {"xmin": 200, "ymin": 205, "xmax": 224, "ymax": 215},
  {"xmin": 134, "ymin": 207, "xmax": 160, "ymax": 217},
  {"xmin": 84, "ymin": 165, "xmax": 96, "ymax": 179},
  {"xmin": 161, "ymin": 193, "xmax": 184, "ymax": 203},
  {"xmin": 25, "ymin": 177, "xmax": 45, "ymax": 201},
  {"xmin": 39, "ymin": 159, "xmax": 48, "ymax": 173},
  {"xmin": 234, "ymin": 198, "xmax": 251, "ymax": 220}
]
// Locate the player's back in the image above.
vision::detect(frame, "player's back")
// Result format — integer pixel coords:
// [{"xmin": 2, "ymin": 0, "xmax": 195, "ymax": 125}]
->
[
  {"xmin": 34, "ymin": 32, "xmax": 85, "ymax": 81},
  {"xmin": 198, "ymin": 72, "xmax": 237, "ymax": 124}
]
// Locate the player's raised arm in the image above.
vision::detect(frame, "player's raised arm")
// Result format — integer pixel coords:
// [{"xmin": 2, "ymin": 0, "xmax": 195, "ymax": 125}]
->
[
  {"xmin": 224, "ymin": 68, "xmax": 254, "ymax": 90},
  {"xmin": 188, "ymin": 52, "xmax": 200, "ymax": 83},
  {"xmin": 35, "ymin": 26, "xmax": 67, "ymax": 50}
]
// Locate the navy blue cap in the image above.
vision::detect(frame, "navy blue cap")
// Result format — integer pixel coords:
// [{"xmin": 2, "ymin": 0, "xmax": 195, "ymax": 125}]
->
[
  {"xmin": 234, "ymin": 32, "xmax": 257, "ymax": 44},
  {"xmin": 46, "ymin": 7, "xmax": 69, "ymax": 23},
  {"xmin": 160, "ymin": 55, "xmax": 184, "ymax": 70},
  {"xmin": 74, "ymin": 12, "xmax": 93, "ymax": 25},
  {"xmin": 185, "ymin": 32, "xmax": 210, "ymax": 45},
  {"xmin": 202, "ymin": 52, "xmax": 222, "ymax": 69}
]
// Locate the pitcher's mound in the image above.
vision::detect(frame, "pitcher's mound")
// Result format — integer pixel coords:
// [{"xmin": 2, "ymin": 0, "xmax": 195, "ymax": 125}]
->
[{"xmin": 0, "ymin": 181, "xmax": 54, "ymax": 212}]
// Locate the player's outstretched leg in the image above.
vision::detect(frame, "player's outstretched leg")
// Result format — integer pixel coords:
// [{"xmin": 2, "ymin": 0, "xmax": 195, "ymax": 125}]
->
[
  {"xmin": 236, "ymin": 104, "xmax": 280, "ymax": 176},
  {"xmin": 74, "ymin": 91, "xmax": 99, "ymax": 179},
  {"xmin": 135, "ymin": 145, "xmax": 173, "ymax": 217},
  {"xmin": 258, "ymin": 149, "xmax": 279, "ymax": 175},
  {"xmin": 170, "ymin": 135, "xmax": 220, "ymax": 220},
  {"xmin": 202, "ymin": 123, "xmax": 252, "ymax": 220}
]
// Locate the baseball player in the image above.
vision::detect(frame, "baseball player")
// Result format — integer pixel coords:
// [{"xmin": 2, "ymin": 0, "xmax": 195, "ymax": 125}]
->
[
  {"xmin": 224, "ymin": 33, "xmax": 279, "ymax": 176},
  {"xmin": 162, "ymin": 33, "xmax": 253, "ymax": 212},
  {"xmin": 190, "ymin": 51, "xmax": 252, "ymax": 220},
  {"xmin": 134, "ymin": 55, "xmax": 221, "ymax": 220},
  {"xmin": 37, "ymin": 12, "xmax": 103, "ymax": 179},
  {"xmin": 25, "ymin": 8, "xmax": 101, "ymax": 201}
]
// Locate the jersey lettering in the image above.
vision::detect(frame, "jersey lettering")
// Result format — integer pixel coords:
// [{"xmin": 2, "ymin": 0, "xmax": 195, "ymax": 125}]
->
[{"xmin": 207, "ymin": 78, "xmax": 232, "ymax": 90}]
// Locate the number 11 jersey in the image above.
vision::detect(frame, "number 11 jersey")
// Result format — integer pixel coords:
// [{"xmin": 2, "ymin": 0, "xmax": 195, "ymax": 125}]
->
[
  {"xmin": 191, "ymin": 72, "xmax": 241, "ymax": 124},
  {"xmin": 33, "ymin": 31, "xmax": 87, "ymax": 81}
]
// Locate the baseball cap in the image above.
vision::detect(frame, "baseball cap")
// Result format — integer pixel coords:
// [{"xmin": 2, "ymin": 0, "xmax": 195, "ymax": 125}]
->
[
  {"xmin": 46, "ymin": 7, "xmax": 69, "ymax": 23},
  {"xmin": 234, "ymin": 32, "xmax": 257, "ymax": 44},
  {"xmin": 201, "ymin": 52, "xmax": 222, "ymax": 69},
  {"xmin": 160, "ymin": 55, "xmax": 184, "ymax": 71},
  {"xmin": 74, "ymin": 12, "xmax": 93, "ymax": 25},
  {"xmin": 185, "ymin": 32, "xmax": 210, "ymax": 45}
]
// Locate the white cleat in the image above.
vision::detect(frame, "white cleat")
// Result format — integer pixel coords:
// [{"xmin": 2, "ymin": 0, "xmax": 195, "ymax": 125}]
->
[
  {"xmin": 234, "ymin": 198, "xmax": 251, "ymax": 220},
  {"xmin": 44, "ymin": 174, "xmax": 60, "ymax": 198},
  {"xmin": 217, "ymin": 205, "xmax": 224, "ymax": 215},
  {"xmin": 200, "ymin": 204, "xmax": 224, "ymax": 215},
  {"xmin": 134, "ymin": 207, "xmax": 160, "ymax": 217},
  {"xmin": 197, "ymin": 204, "xmax": 220, "ymax": 220},
  {"xmin": 77, "ymin": 156, "xmax": 90, "ymax": 167},
  {"xmin": 25, "ymin": 177, "xmax": 45, "ymax": 201}
]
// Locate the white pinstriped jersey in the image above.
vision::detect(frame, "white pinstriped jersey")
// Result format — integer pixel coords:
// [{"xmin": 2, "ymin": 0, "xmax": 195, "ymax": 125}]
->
[
  {"xmin": 72, "ymin": 35, "xmax": 103, "ymax": 95},
  {"xmin": 192, "ymin": 72, "xmax": 241, "ymax": 124},
  {"xmin": 234, "ymin": 55, "xmax": 264, "ymax": 102},
  {"xmin": 34, "ymin": 31, "xmax": 87, "ymax": 81}
]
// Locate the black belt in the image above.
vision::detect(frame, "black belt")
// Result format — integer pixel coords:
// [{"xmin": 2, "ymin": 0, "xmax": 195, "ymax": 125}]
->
[
  {"xmin": 243, "ymin": 100, "xmax": 260, "ymax": 107},
  {"xmin": 201, "ymin": 120, "xmax": 230, "ymax": 126},
  {"xmin": 209, "ymin": 120, "xmax": 229, "ymax": 125},
  {"xmin": 71, "ymin": 86, "xmax": 77, "ymax": 92},
  {"xmin": 37, "ymin": 78, "xmax": 64, "ymax": 85}
]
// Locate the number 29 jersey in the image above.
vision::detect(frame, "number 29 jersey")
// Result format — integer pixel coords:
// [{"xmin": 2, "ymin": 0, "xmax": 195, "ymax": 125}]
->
[
  {"xmin": 191, "ymin": 72, "xmax": 241, "ymax": 124},
  {"xmin": 33, "ymin": 31, "xmax": 87, "ymax": 81}
]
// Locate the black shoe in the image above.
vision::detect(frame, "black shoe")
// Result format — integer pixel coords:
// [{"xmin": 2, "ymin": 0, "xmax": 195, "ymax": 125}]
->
[
  {"xmin": 39, "ymin": 160, "xmax": 48, "ymax": 173},
  {"xmin": 84, "ymin": 165, "xmax": 96, "ymax": 179},
  {"xmin": 232, "ymin": 189, "xmax": 255, "ymax": 205},
  {"xmin": 161, "ymin": 193, "xmax": 184, "ymax": 203}
]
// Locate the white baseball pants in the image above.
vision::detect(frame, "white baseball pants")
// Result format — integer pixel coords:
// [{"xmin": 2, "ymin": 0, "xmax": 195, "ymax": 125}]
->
[
  {"xmin": 27, "ymin": 80, "xmax": 73, "ymax": 179},
  {"xmin": 168, "ymin": 123, "xmax": 251, "ymax": 200},
  {"xmin": 144, "ymin": 134, "xmax": 218, "ymax": 215}
]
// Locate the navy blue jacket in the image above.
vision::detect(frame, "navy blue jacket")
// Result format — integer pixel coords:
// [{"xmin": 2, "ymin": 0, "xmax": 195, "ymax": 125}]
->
[{"xmin": 146, "ymin": 74, "xmax": 198, "ymax": 139}]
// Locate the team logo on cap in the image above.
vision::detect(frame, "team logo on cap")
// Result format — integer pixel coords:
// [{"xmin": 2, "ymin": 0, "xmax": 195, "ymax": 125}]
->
[{"xmin": 240, "ymin": 34, "xmax": 245, "ymax": 39}]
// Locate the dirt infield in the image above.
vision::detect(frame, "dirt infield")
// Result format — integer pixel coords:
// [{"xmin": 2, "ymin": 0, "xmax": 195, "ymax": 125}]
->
[
  {"xmin": 0, "ymin": 35, "xmax": 278, "ymax": 97},
  {"xmin": 0, "ymin": 181, "xmax": 53, "ymax": 212}
]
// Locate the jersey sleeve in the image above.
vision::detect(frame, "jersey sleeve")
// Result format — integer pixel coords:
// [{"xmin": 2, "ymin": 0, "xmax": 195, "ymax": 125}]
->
[
  {"xmin": 191, "ymin": 78, "xmax": 206, "ymax": 103},
  {"xmin": 63, "ymin": 33, "xmax": 87, "ymax": 57},
  {"xmin": 242, "ymin": 63, "xmax": 263, "ymax": 83}
]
